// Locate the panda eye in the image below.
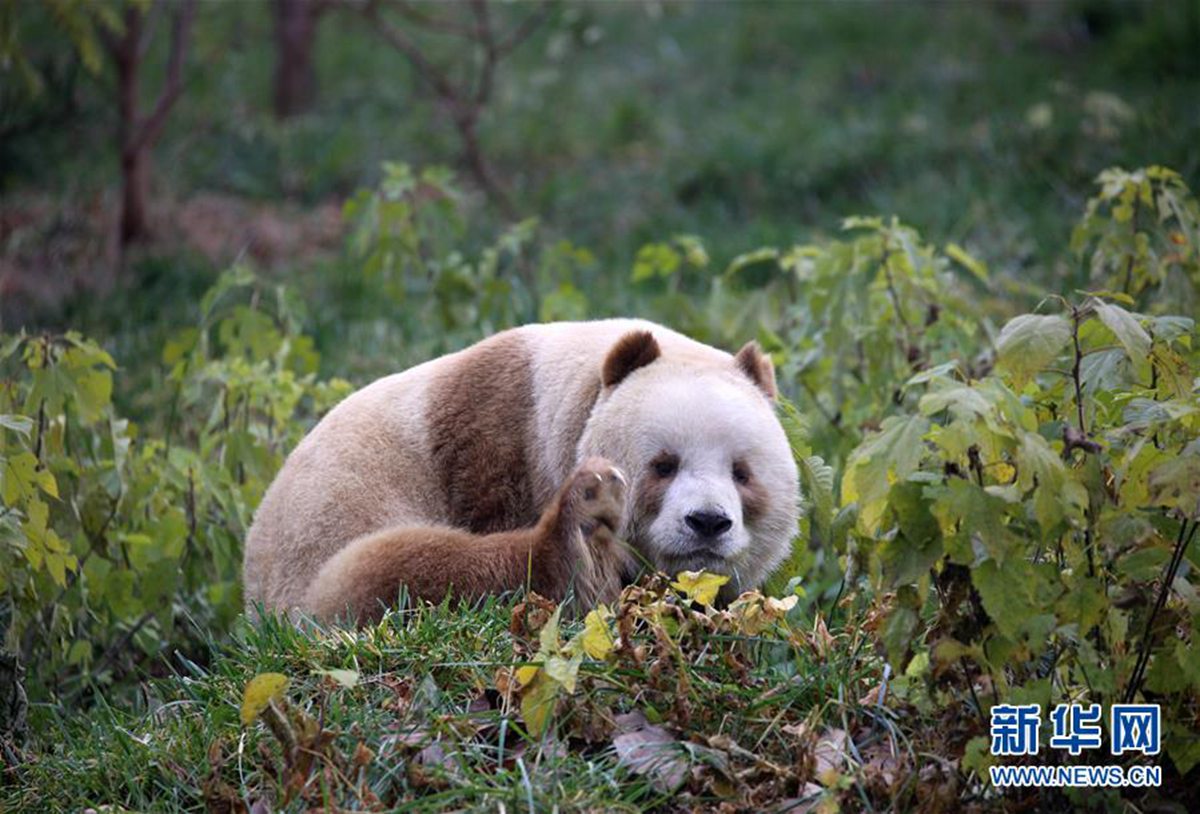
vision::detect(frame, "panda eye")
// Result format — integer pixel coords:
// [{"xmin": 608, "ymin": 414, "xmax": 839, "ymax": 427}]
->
[
  {"xmin": 732, "ymin": 463, "xmax": 751, "ymax": 486},
  {"xmin": 651, "ymin": 454, "xmax": 679, "ymax": 479}
]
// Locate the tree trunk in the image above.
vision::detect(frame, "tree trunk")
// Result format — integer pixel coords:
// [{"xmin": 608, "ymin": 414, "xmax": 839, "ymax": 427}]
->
[
  {"xmin": 120, "ymin": 148, "xmax": 151, "ymax": 246},
  {"xmin": 272, "ymin": 0, "xmax": 320, "ymax": 119},
  {"xmin": 114, "ymin": 6, "xmax": 150, "ymax": 245},
  {"xmin": 107, "ymin": 0, "xmax": 196, "ymax": 249}
]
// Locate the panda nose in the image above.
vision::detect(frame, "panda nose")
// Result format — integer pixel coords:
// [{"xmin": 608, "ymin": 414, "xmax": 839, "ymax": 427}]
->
[{"xmin": 685, "ymin": 510, "xmax": 733, "ymax": 538}]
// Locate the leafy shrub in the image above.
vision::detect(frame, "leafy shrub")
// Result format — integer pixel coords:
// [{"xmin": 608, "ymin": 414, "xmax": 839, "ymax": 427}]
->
[
  {"xmin": 341, "ymin": 162, "xmax": 598, "ymax": 359},
  {"xmin": 824, "ymin": 171, "xmax": 1200, "ymax": 774},
  {"xmin": 0, "ymin": 269, "xmax": 350, "ymax": 702},
  {"xmin": 647, "ymin": 165, "xmax": 1200, "ymax": 776}
]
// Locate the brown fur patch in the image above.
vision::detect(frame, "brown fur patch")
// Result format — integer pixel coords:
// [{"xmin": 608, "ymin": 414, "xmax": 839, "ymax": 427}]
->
[
  {"xmin": 602, "ymin": 330, "xmax": 661, "ymax": 388},
  {"xmin": 428, "ymin": 333, "xmax": 538, "ymax": 533},
  {"xmin": 737, "ymin": 466, "xmax": 771, "ymax": 527},
  {"xmin": 632, "ymin": 455, "xmax": 675, "ymax": 532},
  {"xmin": 734, "ymin": 341, "xmax": 777, "ymax": 400},
  {"xmin": 305, "ymin": 523, "xmax": 539, "ymax": 624},
  {"xmin": 305, "ymin": 458, "xmax": 631, "ymax": 623}
]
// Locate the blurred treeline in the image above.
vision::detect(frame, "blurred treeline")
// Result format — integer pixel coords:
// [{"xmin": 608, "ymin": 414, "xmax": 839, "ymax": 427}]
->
[{"xmin": 1, "ymin": 0, "xmax": 1197, "ymax": 388}]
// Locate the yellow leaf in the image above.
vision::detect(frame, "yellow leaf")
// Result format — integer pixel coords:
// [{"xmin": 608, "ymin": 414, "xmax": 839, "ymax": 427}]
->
[
  {"xmin": 520, "ymin": 672, "xmax": 560, "ymax": 737},
  {"xmin": 313, "ymin": 668, "xmax": 359, "ymax": 688},
  {"xmin": 544, "ymin": 653, "xmax": 582, "ymax": 693},
  {"xmin": 671, "ymin": 570, "xmax": 729, "ymax": 606},
  {"xmin": 579, "ymin": 607, "xmax": 615, "ymax": 660},
  {"xmin": 241, "ymin": 673, "xmax": 289, "ymax": 726},
  {"xmin": 515, "ymin": 664, "xmax": 541, "ymax": 687},
  {"xmin": 537, "ymin": 605, "xmax": 563, "ymax": 653},
  {"xmin": 764, "ymin": 595, "xmax": 798, "ymax": 617},
  {"xmin": 729, "ymin": 591, "xmax": 767, "ymax": 634}
]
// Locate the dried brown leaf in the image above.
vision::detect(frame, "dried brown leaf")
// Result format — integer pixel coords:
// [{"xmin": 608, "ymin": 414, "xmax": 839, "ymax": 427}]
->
[{"xmin": 613, "ymin": 721, "xmax": 689, "ymax": 794}]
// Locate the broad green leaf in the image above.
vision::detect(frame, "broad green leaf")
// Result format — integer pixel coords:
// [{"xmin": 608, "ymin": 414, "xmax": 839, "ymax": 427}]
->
[
  {"xmin": 842, "ymin": 415, "xmax": 931, "ymax": 534},
  {"xmin": 0, "ymin": 415, "xmax": 33, "ymax": 438},
  {"xmin": 918, "ymin": 383, "xmax": 993, "ymax": 420},
  {"xmin": 1055, "ymin": 577, "xmax": 1107, "ymax": 632},
  {"xmin": 1, "ymin": 451, "xmax": 58, "ymax": 504},
  {"xmin": 1079, "ymin": 349, "xmax": 1128, "ymax": 395},
  {"xmin": 877, "ymin": 481, "xmax": 942, "ymax": 587},
  {"xmin": 929, "ymin": 480, "xmax": 1016, "ymax": 566},
  {"xmin": 725, "ymin": 247, "xmax": 779, "ymax": 276},
  {"xmin": 1016, "ymin": 431, "xmax": 1085, "ymax": 530},
  {"xmin": 1148, "ymin": 456, "xmax": 1200, "ymax": 518},
  {"xmin": 881, "ymin": 605, "xmax": 919, "ymax": 670},
  {"xmin": 72, "ymin": 366, "xmax": 113, "ymax": 424},
  {"xmin": 1093, "ymin": 300, "xmax": 1150, "ymax": 366},
  {"xmin": 972, "ymin": 559, "xmax": 1036, "ymax": 640},
  {"xmin": 995, "ymin": 313, "xmax": 1072, "ymax": 386},
  {"xmin": 945, "ymin": 242, "xmax": 989, "ymax": 282},
  {"xmin": 632, "ymin": 242, "xmax": 681, "ymax": 282}
]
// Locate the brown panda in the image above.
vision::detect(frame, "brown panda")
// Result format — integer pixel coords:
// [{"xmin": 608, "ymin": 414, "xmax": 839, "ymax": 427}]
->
[{"xmin": 242, "ymin": 319, "xmax": 799, "ymax": 623}]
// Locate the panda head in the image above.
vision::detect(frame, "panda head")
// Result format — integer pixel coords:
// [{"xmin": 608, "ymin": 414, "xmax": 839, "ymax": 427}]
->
[{"xmin": 579, "ymin": 330, "xmax": 800, "ymax": 596}]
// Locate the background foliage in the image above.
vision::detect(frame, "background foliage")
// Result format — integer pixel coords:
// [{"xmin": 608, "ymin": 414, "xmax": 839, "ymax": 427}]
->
[{"xmin": 2, "ymin": 0, "xmax": 1199, "ymax": 810}]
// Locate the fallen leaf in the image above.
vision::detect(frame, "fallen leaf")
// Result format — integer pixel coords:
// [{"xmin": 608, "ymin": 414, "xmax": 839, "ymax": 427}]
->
[
  {"xmin": 613, "ymin": 722, "xmax": 689, "ymax": 793},
  {"xmin": 514, "ymin": 663, "xmax": 541, "ymax": 687},
  {"xmin": 352, "ymin": 741, "xmax": 375, "ymax": 767},
  {"xmin": 240, "ymin": 673, "xmax": 289, "ymax": 726},
  {"xmin": 614, "ymin": 710, "xmax": 650, "ymax": 733},
  {"xmin": 770, "ymin": 783, "xmax": 825, "ymax": 813},
  {"xmin": 312, "ymin": 668, "xmax": 359, "ymax": 689},
  {"xmin": 810, "ymin": 615, "xmax": 835, "ymax": 659},
  {"xmin": 671, "ymin": 570, "xmax": 730, "ymax": 606},
  {"xmin": 520, "ymin": 671, "xmax": 560, "ymax": 737},
  {"xmin": 578, "ymin": 606, "xmax": 615, "ymax": 659},
  {"xmin": 813, "ymin": 728, "xmax": 848, "ymax": 781},
  {"xmin": 544, "ymin": 652, "xmax": 583, "ymax": 693}
]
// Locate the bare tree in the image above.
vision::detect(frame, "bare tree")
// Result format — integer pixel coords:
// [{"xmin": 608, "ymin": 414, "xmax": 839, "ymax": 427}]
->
[
  {"xmin": 360, "ymin": 0, "xmax": 552, "ymax": 217},
  {"xmin": 272, "ymin": 0, "xmax": 330, "ymax": 119},
  {"xmin": 106, "ymin": 0, "xmax": 197, "ymax": 247}
]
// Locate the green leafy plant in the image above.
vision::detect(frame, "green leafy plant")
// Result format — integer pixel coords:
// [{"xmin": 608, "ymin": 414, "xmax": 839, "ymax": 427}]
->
[
  {"xmin": 835, "ymin": 171, "xmax": 1200, "ymax": 775},
  {"xmin": 0, "ymin": 268, "xmax": 350, "ymax": 701},
  {"xmin": 342, "ymin": 162, "xmax": 598, "ymax": 355}
]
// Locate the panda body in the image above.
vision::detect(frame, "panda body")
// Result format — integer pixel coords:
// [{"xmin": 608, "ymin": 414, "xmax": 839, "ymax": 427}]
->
[{"xmin": 242, "ymin": 319, "xmax": 799, "ymax": 622}]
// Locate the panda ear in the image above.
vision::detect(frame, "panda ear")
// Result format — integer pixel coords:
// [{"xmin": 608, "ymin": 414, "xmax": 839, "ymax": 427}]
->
[
  {"xmin": 734, "ymin": 341, "xmax": 777, "ymax": 400},
  {"xmin": 602, "ymin": 330, "xmax": 661, "ymax": 388}
]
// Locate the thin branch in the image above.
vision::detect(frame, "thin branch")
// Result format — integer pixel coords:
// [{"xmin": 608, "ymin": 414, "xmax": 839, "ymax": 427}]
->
[
  {"xmin": 387, "ymin": 0, "xmax": 476, "ymax": 39},
  {"xmin": 1123, "ymin": 519, "xmax": 1198, "ymax": 703},
  {"xmin": 138, "ymin": 0, "xmax": 165, "ymax": 62},
  {"xmin": 497, "ymin": 0, "xmax": 553, "ymax": 56},
  {"xmin": 469, "ymin": 0, "xmax": 497, "ymax": 106},
  {"xmin": 1069, "ymin": 304, "xmax": 1088, "ymax": 437},
  {"xmin": 364, "ymin": 0, "xmax": 460, "ymax": 105},
  {"xmin": 132, "ymin": 0, "xmax": 197, "ymax": 155}
]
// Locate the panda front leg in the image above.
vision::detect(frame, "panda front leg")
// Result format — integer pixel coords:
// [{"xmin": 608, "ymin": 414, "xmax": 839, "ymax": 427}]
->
[
  {"xmin": 530, "ymin": 456, "xmax": 635, "ymax": 611},
  {"xmin": 303, "ymin": 457, "xmax": 633, "ymax": 624}
]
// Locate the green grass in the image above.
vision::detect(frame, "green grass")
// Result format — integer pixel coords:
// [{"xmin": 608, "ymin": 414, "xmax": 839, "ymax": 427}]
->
[{"xmin": 8, "ymin": 582, "xmax": 919, "ymax": 812}]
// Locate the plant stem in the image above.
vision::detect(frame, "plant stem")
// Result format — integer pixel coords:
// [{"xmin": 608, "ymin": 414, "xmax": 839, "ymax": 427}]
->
[{"xmin": 1124, "ymin": 519, "xmax": 1198, "ymax": 703}]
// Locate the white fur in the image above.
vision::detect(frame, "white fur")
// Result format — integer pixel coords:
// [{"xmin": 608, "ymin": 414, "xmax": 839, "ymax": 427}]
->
[{"xmin": 579, "ymin": 361, "xmax": 798, "ymax": 593}]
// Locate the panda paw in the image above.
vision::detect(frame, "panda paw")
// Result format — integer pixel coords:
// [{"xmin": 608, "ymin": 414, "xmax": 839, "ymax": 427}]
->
[{"xmin": 564, "ymin": 457, "xmax": 628, "ymax": 547}]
